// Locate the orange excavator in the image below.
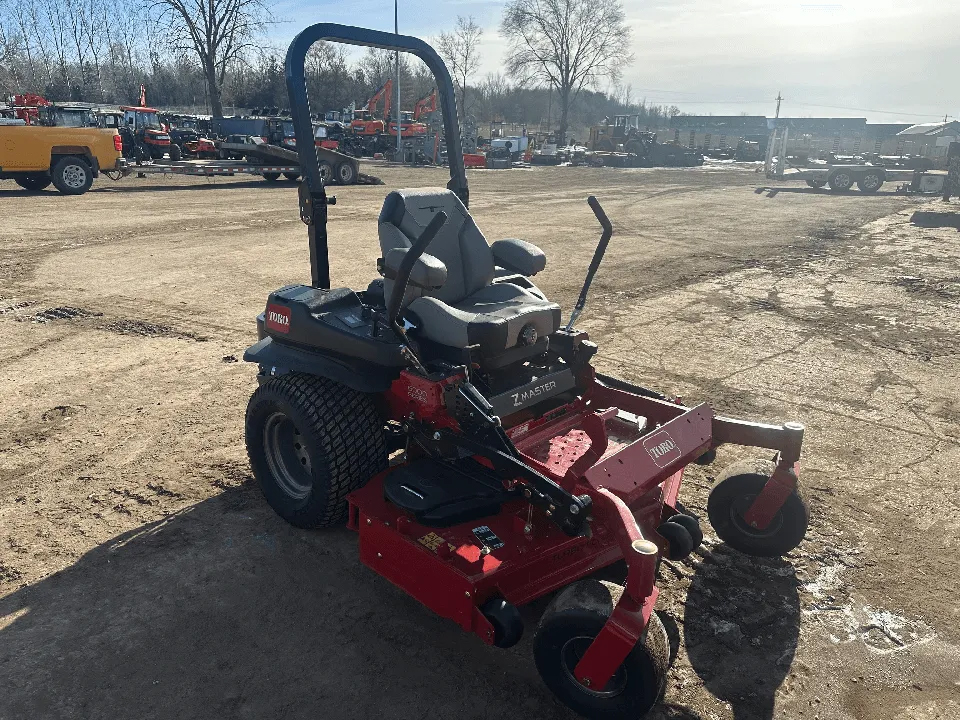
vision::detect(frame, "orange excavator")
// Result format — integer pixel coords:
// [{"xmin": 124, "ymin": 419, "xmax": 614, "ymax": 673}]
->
[
  {"xmin": 386, "ymin": 87, "xmax": 434, "ymax": 137},
  {"xmin": 350, "ymin": 79, "xmax": 392, "ymax": 136},
  {"xmin": 413, "ymin": 87, "xmax": 436, "ymax": 121}
]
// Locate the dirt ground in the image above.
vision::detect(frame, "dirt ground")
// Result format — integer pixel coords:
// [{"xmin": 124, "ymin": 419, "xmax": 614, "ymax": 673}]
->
[{"xmin": 1, "ymin": 162, "xmax": 958, "ymax": 720}]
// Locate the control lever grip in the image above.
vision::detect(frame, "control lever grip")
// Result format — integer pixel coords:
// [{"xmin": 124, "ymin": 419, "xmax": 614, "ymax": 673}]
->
[
  {"xmin": 588, "ymin": 195, "xmax": 611, "ymax": 233},
  {"xmin": 566, "ymin": 196, "xmax": 613, "ymax": 331}
]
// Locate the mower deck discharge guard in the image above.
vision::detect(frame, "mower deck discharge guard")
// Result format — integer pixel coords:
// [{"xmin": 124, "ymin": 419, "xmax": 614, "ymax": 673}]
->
[{"xmin": 242, "ymin": 22, "xmax": 811, "ymax": 720}]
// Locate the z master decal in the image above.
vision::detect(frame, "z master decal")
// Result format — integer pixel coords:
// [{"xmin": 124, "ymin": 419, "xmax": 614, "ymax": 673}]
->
[
  {"xmin": 512, "ymin": 380, "xmax": 557, "ymax": 407},
  {"xmin": 642, "ymin": 430, "xmax": 682, "ymax": 468}
]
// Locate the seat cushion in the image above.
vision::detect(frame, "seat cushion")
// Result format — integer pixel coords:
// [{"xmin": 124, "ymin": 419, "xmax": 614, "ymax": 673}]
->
[
  {"xmin": 408, "ymin": 282, "xmax": 561, "ymax": 351},
  {"xmin": 379, "ymin": 188, "xmax": 494, "ymax": 306}
]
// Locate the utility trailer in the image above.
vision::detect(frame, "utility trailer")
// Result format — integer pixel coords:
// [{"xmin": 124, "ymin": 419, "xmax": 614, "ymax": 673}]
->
[
  {"xmin": 217, "ymin": 136, "xmax": 366, "ymax": 184},
  {"xmin": 111, "ymin": 158, "xmax": 302, "ymax": 180},
  {"xmin": 764, "ymin": 126, "xmax": 913, "ymax": 193},
  {"xmin": 111, "ymin": 136, "xmax": 382, "ymax": 185}
]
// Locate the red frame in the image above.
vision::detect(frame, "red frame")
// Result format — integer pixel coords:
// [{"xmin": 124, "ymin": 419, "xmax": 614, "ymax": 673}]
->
[{"xmin": 347, "ymin": 370, "xmax": 803, "ymax": 689}]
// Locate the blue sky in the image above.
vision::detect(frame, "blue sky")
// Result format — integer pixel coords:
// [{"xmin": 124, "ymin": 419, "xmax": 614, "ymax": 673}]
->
[{"xmin": 267, "ymin": 0, "xmax": 960, "ymax": 124}]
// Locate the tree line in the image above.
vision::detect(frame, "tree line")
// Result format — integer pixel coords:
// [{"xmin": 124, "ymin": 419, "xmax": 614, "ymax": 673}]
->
[{"xmin": 0, "ymin": 0, "xmax": 681, "ymax": 138}]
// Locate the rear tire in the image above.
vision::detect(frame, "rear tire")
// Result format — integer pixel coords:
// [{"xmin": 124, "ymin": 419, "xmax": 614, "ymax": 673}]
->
[
  {"xmin": 283, "ymin": 172, "xmax": 300, "ymax": 181},
  {"xmin": 857, "ymin": 172, "xmax": 883, "ymax": 193},
  {"xmin": 50, "ymin": 156, "xmax": 93, "ymax": 195},
  {"xmin": 805, "ymin": 178, "xmax": 826, "ymax": 188},
  {"xmin": 245, "ymin": 373, "xmax": 386, "ymax": 528},
  {"xmin": 15, "ymin": 173, "xmax": 52, "ymax": 191},
  {"xmin": 828, "ymin": 171, "xmax": 853, "ymax": 191},
  {"xmin": 335, "ymin": 161, "xmax": 357, "ymax": 185},
  {"xmin": 262, "ymin": 172, "xmax": 281, "ymax": 182},
  {"xmin": 169, "ymin": 144, "xmax": 182, "ymax": 161},
  {"xmin": 534, "ymin": 580, "xmax": 669, "ymax": 719},
  {"xmin": 318, "ymin": 160, "xmax": 334, "ymax": 185}
]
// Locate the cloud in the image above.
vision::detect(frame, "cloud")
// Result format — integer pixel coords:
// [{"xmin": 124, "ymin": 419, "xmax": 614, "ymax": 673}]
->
[{"xmin": 269, "ymin": 0, "xmax": 960, "ymax": 123}]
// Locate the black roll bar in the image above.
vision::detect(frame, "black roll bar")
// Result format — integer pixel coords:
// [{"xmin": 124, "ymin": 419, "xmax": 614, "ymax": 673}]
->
[{"xmin": 284, "ymin": 24, "xmax": 468, "ymax": 289}]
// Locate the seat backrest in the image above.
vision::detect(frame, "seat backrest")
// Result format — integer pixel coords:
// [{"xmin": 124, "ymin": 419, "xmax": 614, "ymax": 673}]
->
[{"xmin": 379, "ymin": 188, "xmax": 494, "ymax": 306}]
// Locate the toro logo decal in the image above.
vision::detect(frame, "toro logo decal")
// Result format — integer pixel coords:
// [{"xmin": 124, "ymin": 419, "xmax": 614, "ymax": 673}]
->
[
  {"xmin": 643, "ymin": 430, "xmax": 681, "ymax": 468},
  {"xmin": 266, "ymin": 304, "xmax": 291, "ymax": 334},
  {"xmin": 407, "ymin": 385, "xmax": 429, "ymax": 403}
]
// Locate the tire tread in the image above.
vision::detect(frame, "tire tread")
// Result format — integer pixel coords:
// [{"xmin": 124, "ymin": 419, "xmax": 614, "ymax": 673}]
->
[{"xmin": 245, "ymin": 373, "xmax": 386, "ymax": 527}]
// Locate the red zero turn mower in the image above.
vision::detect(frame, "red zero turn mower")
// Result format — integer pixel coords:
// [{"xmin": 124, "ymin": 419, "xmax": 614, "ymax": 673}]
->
[{"xmin": 244, "ymin": 24, "xmax": 810, "ymax": 719}]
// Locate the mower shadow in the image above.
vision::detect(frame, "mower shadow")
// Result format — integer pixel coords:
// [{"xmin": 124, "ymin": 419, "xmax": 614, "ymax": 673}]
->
[
  {"xmin": 910, "ymin": 210, "xmax": 960, "ymax": 229},
  {"xmin": 683, "ymin": 544, "xmax": 800, "ymax": 720},
  {"xmin": 0, "ymin": 482, "xmax": 584, "ymax": 720}
]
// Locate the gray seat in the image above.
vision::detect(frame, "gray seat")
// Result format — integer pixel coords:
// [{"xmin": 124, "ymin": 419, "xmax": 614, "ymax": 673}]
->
[{"xmin": 378, "ymin": 188, "xmax": 561, "ymax": 359}]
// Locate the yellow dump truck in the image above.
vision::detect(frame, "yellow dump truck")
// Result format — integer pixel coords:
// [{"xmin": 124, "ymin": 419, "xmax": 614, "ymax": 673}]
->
[{"xmin": 0, "ymin": 123, "xmax": 126, "ymax": 195}]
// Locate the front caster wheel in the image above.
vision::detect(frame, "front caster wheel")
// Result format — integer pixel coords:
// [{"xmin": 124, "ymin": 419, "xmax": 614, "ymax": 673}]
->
[
  {"xmin": 657, "ymin": 520, "xmax": 694, "ymax": 560},
  {"xmin": 534, "ymin": 580, "xmax": 669, "ymax": 719},
  {"xmin": 707, "ymin": 459, "xmax": 809, "ymax": 557},
  {"xmin": 481, "ymin": 597, "xmax": 523, "ymax": 648},
  {"xmin": 667, "ymin": 513, "xmax": 703, "ymax": 552},
  {"xmin": 245, "ymin": 373, "xmax": 386, "ymax": 528}
]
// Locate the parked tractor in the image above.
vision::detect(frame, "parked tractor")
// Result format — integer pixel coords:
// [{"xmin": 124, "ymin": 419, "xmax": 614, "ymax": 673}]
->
[{"xmin": 120, "ymin": 105, "xmax": 179, "ymax": 161}]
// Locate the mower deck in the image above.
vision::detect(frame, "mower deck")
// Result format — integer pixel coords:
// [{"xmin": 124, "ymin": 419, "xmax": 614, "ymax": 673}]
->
[{"xmin": 348, "ymin": 388, "xmax": 712, "ymax": 649}]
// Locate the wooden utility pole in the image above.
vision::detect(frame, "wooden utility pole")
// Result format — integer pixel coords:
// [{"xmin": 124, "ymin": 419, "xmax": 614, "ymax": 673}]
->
[{"xmin": 775, "ymin": 92, "xmax": 782, "ymax": 119}]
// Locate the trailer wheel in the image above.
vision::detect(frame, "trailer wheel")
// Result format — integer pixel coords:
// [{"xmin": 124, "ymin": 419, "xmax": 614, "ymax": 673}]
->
[
  {"xmin": 805, "ymin": 179, "xmax": 826, "ymax": 188},
  {"xmin": 283, "ymin": 172, "xmax": 300, "ymax": 181},
  {"xmin": 335, "ymin": 161, "xmax": 357, "ymax": 185},
  {"xmin": 245, "ymin": 373, "xmax": 387, "ymax": 528},
  {"xmin": 534, "ymin": 580, "xmax": 668, "ymax": 719},
  {"xmin": 15, "ymin": 173, "xmax": 52, "ymax": 191},
  {"xmin": 50, "ymin": 156, "xmax": 93, "ymax": 195},
  {"xmin": 828, "ymin": 171, "xmax": 853, "ymax": 192},
  {"xmin": 857, "ymin": 172, "xmax": 883, "ymax": 193},
  {"xmin": 707, "ymin": 459, "xmax": 809, "ymax": 557},
  {"xmin": 318, "ymin": 161, "xmax": 334, "ymax": 184},
  {"xmin": 262, "ymin": 172, "xmax": 281, "ymax": 182}
]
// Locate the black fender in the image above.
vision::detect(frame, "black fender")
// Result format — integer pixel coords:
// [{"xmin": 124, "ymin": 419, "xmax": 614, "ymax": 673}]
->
[
  {"xmin": 50, "ymin": 146, "xmax": 100, "ymax": 176},
  {"xmin": 243, "ymin": 337, "xmax": 399, "ymax": 393}
]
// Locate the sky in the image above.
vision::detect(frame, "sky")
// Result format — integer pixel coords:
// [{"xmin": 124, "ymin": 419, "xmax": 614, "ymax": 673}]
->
[{"xmin": 268, "ymin": 0, "xmax": 960, "ymax": 124}]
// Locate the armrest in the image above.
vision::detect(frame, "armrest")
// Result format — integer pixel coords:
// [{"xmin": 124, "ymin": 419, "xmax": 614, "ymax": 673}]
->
[
  {"xmin": 491, "ymin": 238, "xmax": 546, "ymax": 276},
  {"xmin": 383, "ymin": 247, "xmax": 447, "ymax": 289}
]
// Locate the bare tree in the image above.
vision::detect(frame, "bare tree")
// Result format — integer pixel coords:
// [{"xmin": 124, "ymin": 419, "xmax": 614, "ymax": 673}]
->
[
  {"xmin": 437, "ymin": 16, "xmax": 482, "ymax": 117},
  {"xmin": 151, "ymin": 0, "xmax": 267, "ymax": 116},
  {"xmin": 501, "ymin": 0, "xmax": 631, "ymax": 142}
]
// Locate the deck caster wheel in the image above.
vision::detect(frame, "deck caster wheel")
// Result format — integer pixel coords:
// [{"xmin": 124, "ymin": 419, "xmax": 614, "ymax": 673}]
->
[
  {"xmin": 534, "ymin": 580, "xmax": 668, "ymax": 719},
  {"xmin": 481, "ymin": 598, "xmax": 523, "ymax": 648},
  {"xmin": 245, "ymin": 373, "xmax": 387, "ymax": 528},
  {"xmin": 707, "ymin": 459, "xmax": 809, "ymax": 557},
  {"xmin": 668, "ymin": 513, "xmax": 703, "ymax": 551},
  {"xmin": 657, "ymin": 520, "xmax": 694, "ymax": 560}
]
